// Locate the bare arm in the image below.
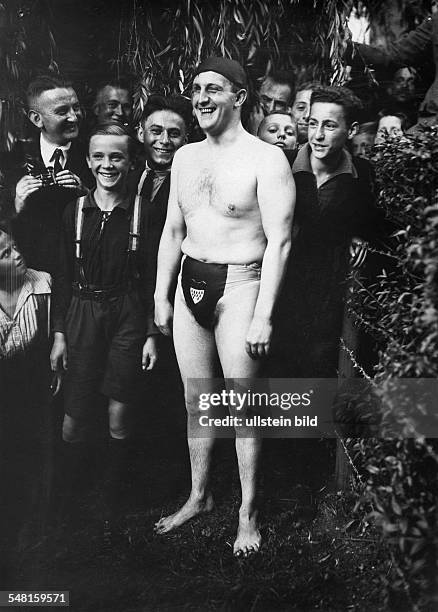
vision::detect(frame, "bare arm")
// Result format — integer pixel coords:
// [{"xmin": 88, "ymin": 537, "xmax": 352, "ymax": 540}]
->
[
  {"xmin": 246, "ymin": 146, "xmax": 295, "ymax": 358},
  {"xmin": 154, "ymin": 150, "xmax": 186, "ymax": 336}
]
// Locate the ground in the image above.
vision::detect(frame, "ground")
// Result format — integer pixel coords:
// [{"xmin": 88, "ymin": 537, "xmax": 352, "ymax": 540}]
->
[
  {"xmin": 12, "ymin": 438, "xmax": 390, "ymax": 612},
  {"xmin": 6, "ymin": 352, "xmax": 391, "ymax": 612}
]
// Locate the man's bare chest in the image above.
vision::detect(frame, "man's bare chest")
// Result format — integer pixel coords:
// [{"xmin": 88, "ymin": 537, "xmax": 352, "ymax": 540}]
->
[{"xmin": 179, "ymin": 159, "xmax": 256, "ymax": 214}]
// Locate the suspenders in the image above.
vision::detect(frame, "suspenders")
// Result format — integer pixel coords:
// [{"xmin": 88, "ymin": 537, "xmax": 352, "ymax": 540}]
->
[
  {"xmin": 129, "ymin": 168, "xmax": 148, "ymax": 252},
  {"xmin": 74, "ymin": 170, "xmax": 147, "ymax": 284},
  {"xmin": 74, "ymin": 195, "xmax": 86, "ymax": 260}
]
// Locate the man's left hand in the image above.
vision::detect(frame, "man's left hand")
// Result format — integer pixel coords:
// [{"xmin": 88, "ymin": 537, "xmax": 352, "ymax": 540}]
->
[
  {"xmin": 55, "ymin": 170, "xmax": 88, "ymax": 194},
  {"xmin": 245, "ymin": 316, "xmax": 272, "ymax": 359},
  {"xmin": 349, "ymin": 237, "xmax": 368, "ymax": 268}
]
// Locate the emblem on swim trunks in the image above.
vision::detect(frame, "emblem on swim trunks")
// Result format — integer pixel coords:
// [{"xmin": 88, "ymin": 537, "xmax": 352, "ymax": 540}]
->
[{"xmin": 190, "ymin": 286, "xmax": 205, "ymax": 304}]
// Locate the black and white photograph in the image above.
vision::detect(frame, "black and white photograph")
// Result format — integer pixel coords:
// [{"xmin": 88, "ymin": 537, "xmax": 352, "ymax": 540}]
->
[{"xmin": 0, "ymin": 1, "xmax": 438, "ymax": 610}]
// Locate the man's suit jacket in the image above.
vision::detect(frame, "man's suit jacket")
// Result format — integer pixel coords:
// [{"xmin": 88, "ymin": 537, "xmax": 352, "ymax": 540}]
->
[
  {"xmin": 128, "ymin": 168, "xmax": 171, "ymax": 294},
  {"xmin": 7, "ymin": 138, "xmax": 93, "ymax": 275}
]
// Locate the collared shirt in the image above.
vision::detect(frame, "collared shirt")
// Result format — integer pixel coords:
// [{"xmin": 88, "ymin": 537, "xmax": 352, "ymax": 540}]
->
[
  {"xmin": 143, "ymin": 161, "xmax": 170, "ymax": 201},
  {"xmin": 292, "ymin": 143, "xmax": 358, "ymax": 183},
  {"xmin": 40, "ymin": 133, "xmax": 72, "ymax": 169},
  {"xmin": 0, "ymin": 269, "xmax": 51, "ymax": 359},
  {"xmin": 52, "ymin": 189, "xmax": 155, "ymax": 334},
  {"xmin": 291, "ymin": 143, "xmax": 375, "ymax": 248}
]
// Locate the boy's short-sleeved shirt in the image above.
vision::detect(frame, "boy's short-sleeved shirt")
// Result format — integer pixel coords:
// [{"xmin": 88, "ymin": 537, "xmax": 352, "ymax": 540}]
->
[{"xmin": 0, "ymin": 268, "xmax": 51, "ymax": 359}]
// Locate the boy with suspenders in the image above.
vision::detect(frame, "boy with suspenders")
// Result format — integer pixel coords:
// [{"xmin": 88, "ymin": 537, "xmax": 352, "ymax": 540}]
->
[{"xmin": 50, "ymin": 122, "xmax": 158, "ymax": 528}]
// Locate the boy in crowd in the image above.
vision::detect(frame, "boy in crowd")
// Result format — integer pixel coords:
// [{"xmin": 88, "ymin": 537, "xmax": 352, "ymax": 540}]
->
[
  {"xmin": 275, "ymin": 86, "xmax": 376, "ymax": 377},
  {"xmin": 130, "ymin": 94, "xmax": 192, "ymax": 284},
  {"xmin": 9, "ymin": 74, "xmax": 93, "ymax": 275},
  {"xmin": 50, "ymin": 123, "xmax": 158, "ymax": 527},
  {"xmin": 352, "ymin": 121, "xmax": 376, "ymax": 158},
  {"xmin": 375, "ymin": 109, "xmax": 409, "ymax": 143},
  {"xmin": 0, "ymin": 221, "xmax": 51, "ymax": 577},
  {"xmin": 291, "ymin": 82, "xmax": 321, "ymax": 145},
  {"xmin": 257, "ymin": 110, "xmax": 298, "ymax": 152}
]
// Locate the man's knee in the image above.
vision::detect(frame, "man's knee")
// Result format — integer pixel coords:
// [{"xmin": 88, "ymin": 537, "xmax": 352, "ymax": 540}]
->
[
  {"xmin": 185, "ymin": 382, "xmax": 223, "ymax": 417},
  {"xmin": 185, "ymin": 391, "xmax": 204, "ymax": 417}
]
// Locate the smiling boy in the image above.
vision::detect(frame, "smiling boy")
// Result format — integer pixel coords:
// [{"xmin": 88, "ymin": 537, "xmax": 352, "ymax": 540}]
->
[
  {"xmin": 277, "ymin": 86, "xmax": 376, "ymax": 377},
  {"xmin": 130, "ymin": 95, "xmax": 192, "ymax": 285},
  {"xmin": 0, "ymin": 226, "xmax": 52, "ymax": 573},
  {"xmin": 51, "ymin": 123, "xmax": 158, "ymax": 527}
]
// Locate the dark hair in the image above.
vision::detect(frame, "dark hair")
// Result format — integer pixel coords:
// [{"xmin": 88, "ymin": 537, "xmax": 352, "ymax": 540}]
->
[
  {"xmin": 140, "ymin": 94, "xmax": 192, "ymax": 130},
  {"xmin": 26, "ymin": 74, "xmax": 73, "ymax": 108},
  {"xmin": 95, "ymin": 77, "xmax": 133, "ymax": 97},
  {"xmin": 295, "ymin": 81, "xmax": 321, "ymax": 95},
  {"xmin": 87, "ymin": 121, "xmax": 136, "ymax": 157},
  {"xmin": 310, "ymin": 86, "xmax": 363, "ymax": 126},
  {"xmin": 356, "ymin": 121, "xmax": 377, "ymax": 136},
  {"xmin": 263, "ymin": 70, "xmax": 295, "ymax": 101},
  {"xmin": 391, "ymin": 65, "xmax": 418, "ymax": 81},
  {"xmin": 377, "ymin": 108, "xmax": 409, "ymax": 131}
]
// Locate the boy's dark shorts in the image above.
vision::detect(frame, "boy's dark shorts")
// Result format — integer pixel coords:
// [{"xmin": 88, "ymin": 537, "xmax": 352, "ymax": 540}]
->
[{"xmin": 63, "ymin": 291, "xmax": 147, "ymax": 419}]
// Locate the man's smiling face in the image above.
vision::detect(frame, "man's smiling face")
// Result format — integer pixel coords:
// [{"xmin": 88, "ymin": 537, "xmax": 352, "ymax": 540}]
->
[
  {"xmin": 138, "ymin": 110, "xmax": 186, "ymax": 169},
  {"xmin": 30, "ymin": 87, "xmax": 82, "ymax": 145},
  {"xmin": 191, "ymin": 71, "xmax": 241, "ymax": 136}
]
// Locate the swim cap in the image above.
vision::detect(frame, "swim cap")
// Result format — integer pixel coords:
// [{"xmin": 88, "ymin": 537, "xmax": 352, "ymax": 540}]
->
[{"xmin": 193, "ymin": 56, "xmax": 247, "ymax": 89}]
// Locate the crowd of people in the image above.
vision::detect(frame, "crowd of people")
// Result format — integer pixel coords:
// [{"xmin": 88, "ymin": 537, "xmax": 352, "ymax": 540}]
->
[{"xmin": 0, "ymin": 11, "xmax": 436, "ymax": 570}]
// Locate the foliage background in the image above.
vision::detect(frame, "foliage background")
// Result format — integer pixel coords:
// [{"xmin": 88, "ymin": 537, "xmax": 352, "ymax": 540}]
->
[
  {"xmin": 345, "ymin": 127, "xmax": 438, "ymax": 608},
  {"xmin": 2, "ymin": 0, "xmax": 438, "ymax": 606},
  {"xmin": 0, "ymin": 0, "xmax": 433, "ymax": 147}
]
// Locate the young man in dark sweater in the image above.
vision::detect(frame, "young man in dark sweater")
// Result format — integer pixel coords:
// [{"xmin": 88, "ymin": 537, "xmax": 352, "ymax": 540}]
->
[{"xmin": 275, "ymin": 86, "xmax": 377, "ymax": 377}]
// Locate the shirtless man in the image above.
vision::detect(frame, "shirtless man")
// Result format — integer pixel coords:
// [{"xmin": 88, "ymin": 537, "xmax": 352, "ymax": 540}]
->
[{"xmin": 154, "ymin": 57, "xmax": 295, "ymax": 556}]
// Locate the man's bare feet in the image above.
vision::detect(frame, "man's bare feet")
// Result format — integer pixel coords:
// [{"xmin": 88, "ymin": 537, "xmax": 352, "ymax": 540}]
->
[
  {"xmin": 233, "ymin": 509, "xmax": 261, "ymax": 557},
  {"xmin": 154, "ymin": 494, "xmax": 214, "ymax": 534}
]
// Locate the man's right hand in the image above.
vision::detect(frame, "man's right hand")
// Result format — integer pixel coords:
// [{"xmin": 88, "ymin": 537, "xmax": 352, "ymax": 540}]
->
[
  {"xmin": 15, "ymin": 175, "xmax": 42, "ymax": 213},
  {"xmin": 154, "ymin": 299, "xmax": 173, "ymax": 337}
]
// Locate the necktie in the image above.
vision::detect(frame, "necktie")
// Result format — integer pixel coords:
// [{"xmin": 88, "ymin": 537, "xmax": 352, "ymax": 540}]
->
[
  {"xmin": 140, "ymin": 169, "xmax": 156, "ymax": 201},
  {"xmin": 50, "ymin": 148, "xmax": 64, "ymax": 175}
]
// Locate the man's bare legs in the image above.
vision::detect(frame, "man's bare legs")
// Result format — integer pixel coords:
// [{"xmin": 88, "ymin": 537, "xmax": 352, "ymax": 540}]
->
[
  {"xmin": 155, "ymin": 286, "xmax": 217, "ymax": 534},
  {"xmin": 215, "ymin": 280, "xmax": 262, "ymax": 556},
  {"xmin": 155, "ymin": 276, "xmax": 262, "ymax": 554}
]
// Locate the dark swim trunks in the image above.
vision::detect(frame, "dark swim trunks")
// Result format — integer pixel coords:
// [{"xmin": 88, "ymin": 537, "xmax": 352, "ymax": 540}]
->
[{"xmin": 181, "ymin": 255, "xmax": 261, "ymax": 329}]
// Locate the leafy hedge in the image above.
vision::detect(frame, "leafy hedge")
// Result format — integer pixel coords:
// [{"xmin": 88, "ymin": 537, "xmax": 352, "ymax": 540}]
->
[{"xmin": 346, "ymin": 126, "xmax": 438, "ymax": 609}]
